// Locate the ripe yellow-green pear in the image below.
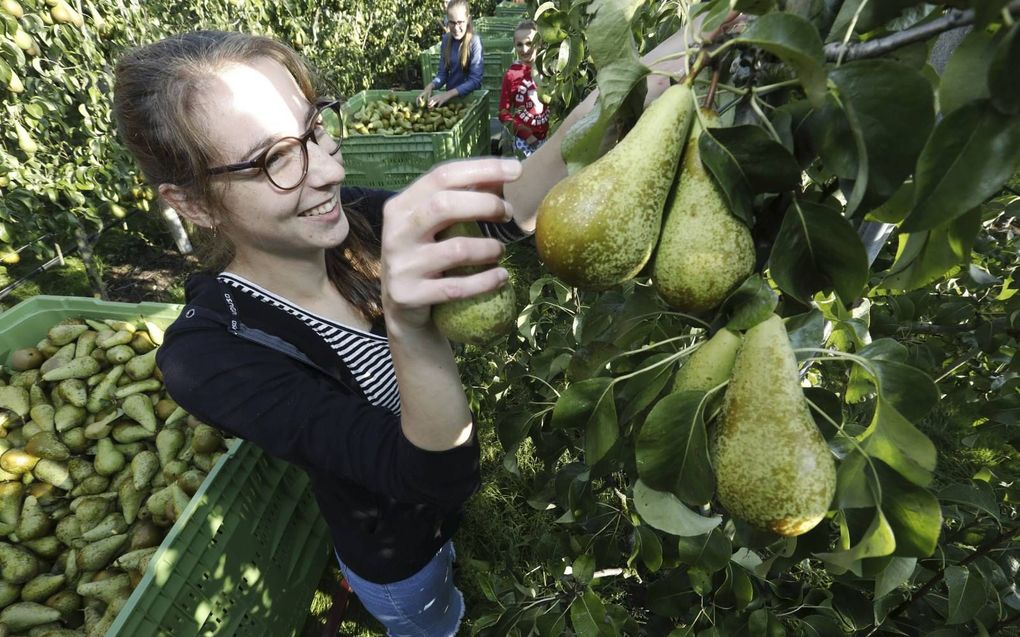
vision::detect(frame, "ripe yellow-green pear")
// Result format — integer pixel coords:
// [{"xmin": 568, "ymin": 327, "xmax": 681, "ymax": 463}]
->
[
  {"xmin": 536, "ymin": 83, "xmax": 696, "ymax": 289},
  {"xmin": 712, "ymin": 314, "xmax": 835, "ymax": 536},
  {"xmin": 653, "ymin": 110, "xmax": 755, "ymax": 313},
  {"xmin": 432, "ymin": 222, "xmax": 517, "ymax": 345},
  {"xmin": 672, "ymin": 328, "xmax": 741, "ymax": 393}
]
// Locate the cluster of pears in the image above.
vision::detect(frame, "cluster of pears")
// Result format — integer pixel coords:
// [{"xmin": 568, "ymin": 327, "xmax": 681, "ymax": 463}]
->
[
  {"xmin": 534, "ymin": 82, "xmax": 755, "ymax": 314},
  {"xmin": 347, "ymin": 93, "xmax": 468, "ymax": 136},
  {"xmin": 674, "ymin": 315, "xmax": 836, "ymax": 536},
  {"xmin": 0, "ymin": 316, "xmax": 229, "ymax": 635}
]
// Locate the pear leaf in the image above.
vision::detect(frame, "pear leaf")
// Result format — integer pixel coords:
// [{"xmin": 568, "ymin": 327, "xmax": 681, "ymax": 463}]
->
[
  {"xmin": 676, "ymin": 529, "xmax": 731, "ymax": 572},
  {"xmin": 635, "ymin": 391, "xmax": 714, "ymax": 505},
  {"xmin": 698, "ymin": 129, "xmax": 755, "ymax": 226},
  {"xmin": 731, "ymin": 13, "xmax": 826, "ymax": 107},
  {"xmin": 875, "ymin": 460, "xmax": 942, "ymax": 557},
  {"xmin": 882, "ymin": 209, "xmax": 982, "ymax": 291},
  {"xmin": 768, "ymin": 200, "xmax": 869, "ymax": 305},
  {"xmin": 551, "ymin": 378, "xmax": 613, "ymax": 430},
  {"xmin": 945, "ymin": 566, "xmax": 986, "ymax": 625},
  {"xmin": 874, "ymin": 557, "xmax": 917, "ymax": 599},
  {"xmin": 700, "ymin": 125, "xmax": 801, "ymax": 193},
  {"xmin": 618, "ymin": 352, "xmax": 674, "ymax": 424},
  {"xmin": 835, "ymin": 450, "xmax": 876, "ymax": 509},
  {"xmin": 939, "ymin": 29, "xmax": 997, "ymax": 117},
  {"xmin": 719, "ymin": 275, "xmax": 779, "ymax": 332},
  {"xmin": 634, "ymin": 524, "xmax": 663, "ymax": 572},
  {"xmin": 633, "ymin": 479, "xmax": 721, "ymax": 536},
  {"xmin": 989, "ymin": 22, "xmax": 1020, "ymax": 115},
  {"xmin": 901, "ymin": 100, "xmax": 1020, "ymax": 232},
  {"xmin": 816, "ymin": 509, "xmax": 896, "ymax": 575},
  {"xmin": 570, "ymin": 588, "xmax": 612, "ymax": 637},
  {"xmin": 560, "ymin": 0, "xmax": 650, "ymax": 172},
  {"xmin": 860, "ymin": 398, "xmax": 936, "ymax": 487},
  {"xmin": 939, "ymin": 481, "xmax": 1002, "ymax": 523}
]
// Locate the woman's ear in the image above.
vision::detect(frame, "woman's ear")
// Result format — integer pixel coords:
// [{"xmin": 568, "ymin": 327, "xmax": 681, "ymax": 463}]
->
[{"xmin": 159, "ymin": 183, "xmax": 216, "ymax": 229}]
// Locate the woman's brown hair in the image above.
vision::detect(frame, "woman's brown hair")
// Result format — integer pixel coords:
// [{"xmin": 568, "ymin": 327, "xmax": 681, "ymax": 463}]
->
[
  {"xmin": 112, "ymin": 30, "xmax": 382, "ymax": 321},
  {"xmin": 441, "ymin": 0, "xmax": 475, "ymax": 73}
]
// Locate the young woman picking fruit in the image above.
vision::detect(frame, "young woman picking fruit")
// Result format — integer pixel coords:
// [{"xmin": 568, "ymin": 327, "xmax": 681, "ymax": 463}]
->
[
  {"xmin": 112, "ymin": 16, "xmax": 725, "ymax": 635},
  {"xmin": 417, "ymin": 0, "xmax": 483, "ymax": 108}
]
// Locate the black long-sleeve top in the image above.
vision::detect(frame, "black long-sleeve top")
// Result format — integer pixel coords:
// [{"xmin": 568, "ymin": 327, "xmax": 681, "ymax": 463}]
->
[{"xmin": 156, "ymin": 186, "xmax": 526, "ymax": 583}]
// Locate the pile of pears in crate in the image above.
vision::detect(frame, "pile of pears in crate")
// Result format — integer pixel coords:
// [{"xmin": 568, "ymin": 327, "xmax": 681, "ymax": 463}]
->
[
  {"xmin": 0, "ymin": 316, "xmax": 230, "ymax": 637},
  {"xmin": 347, "ymin": 92, "xmax": 468, "ymax": 136}
]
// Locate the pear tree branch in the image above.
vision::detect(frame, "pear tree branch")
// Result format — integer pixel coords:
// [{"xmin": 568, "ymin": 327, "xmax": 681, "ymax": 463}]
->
[{"xmin": 824, "ymin": 1, "xmax": 1020, "ymax": 63}]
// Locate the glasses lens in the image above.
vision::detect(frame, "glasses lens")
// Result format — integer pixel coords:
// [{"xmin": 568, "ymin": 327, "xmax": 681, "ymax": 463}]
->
[
  {"xmin": 264, "ymin": 138, "xmax": 308, "ymax": 190},
  {"xmin": 315, "ymin": 105, "xmax": 343, "ymax": 156}
]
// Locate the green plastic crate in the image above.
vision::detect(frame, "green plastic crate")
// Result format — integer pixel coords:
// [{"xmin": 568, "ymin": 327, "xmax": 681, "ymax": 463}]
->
[
  {"xmin": 340, "ymin": 89, "xmax": 489, "ymax": 189},
  {"xmin": 473, "ymin": 16, "xmax": 522, "ymax": 41},
  {"xmin": 493, "ymin": 1, "xmax": 529, "ymax": 18},
  {"xmin": 420, "ymin": 41, "xmax": 515, "ymax": 121},
  {"xmin": 0, "ymin": 296, "xmax": 331, "ymax": 636}
]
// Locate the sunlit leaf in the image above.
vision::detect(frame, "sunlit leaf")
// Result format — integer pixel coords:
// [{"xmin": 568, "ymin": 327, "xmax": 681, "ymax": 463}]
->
[
  {"xmin": 882, "ymin": 208, "xmax": 982, "ymax": 291},
  {"xmin": 816, "ymin": 509, "xmax": 897, "ymax": 574},
  {"xmin": 860, "ymin": 398, "xmax": 936, "ymax": 487},
  {"xmin": 876, "ymin": 460, "xmax": 942, "ymax": 557},
  {"xmin": 633, "ymin": 479, "xmax": 721, "ymax": 536},
  {"xmin": 635, "ymin": 391, "xmax": 714, "ymax": 505},
  {"xmin": 901, "ymin": 100, "xmax": 1020, "ymax": 232}
]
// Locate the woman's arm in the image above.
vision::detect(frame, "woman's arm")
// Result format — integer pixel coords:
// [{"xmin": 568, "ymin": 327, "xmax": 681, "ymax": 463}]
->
[{"xmin": 379, "ymin": 158, "xmax": 522, "ymax": 451}]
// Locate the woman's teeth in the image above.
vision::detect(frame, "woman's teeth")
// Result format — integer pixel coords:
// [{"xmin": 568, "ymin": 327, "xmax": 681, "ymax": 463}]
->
[{"xmin": 300, "ymin": 199, "xmax": 336, "ymax": 217}]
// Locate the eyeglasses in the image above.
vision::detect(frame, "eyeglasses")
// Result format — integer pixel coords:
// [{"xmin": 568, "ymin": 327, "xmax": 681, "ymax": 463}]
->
[{"xmin": 207, "ymin": 100, "xmax": 344, "ymax": 191}]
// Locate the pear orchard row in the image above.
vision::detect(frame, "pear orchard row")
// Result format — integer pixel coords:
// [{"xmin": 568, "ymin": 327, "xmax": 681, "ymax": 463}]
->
[
  {"xmin": 345, "ymin": 93, "xmax": 469, "ymax": 136},
  {"xmin": 0, "ymin": 317, "xmax": 230, "ymax": 637}
]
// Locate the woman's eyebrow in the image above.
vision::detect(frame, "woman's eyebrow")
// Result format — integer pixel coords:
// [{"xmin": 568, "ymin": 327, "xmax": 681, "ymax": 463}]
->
[{"xmin": 237, "ymin": 103, "xmax": 318, "ymax": 160}]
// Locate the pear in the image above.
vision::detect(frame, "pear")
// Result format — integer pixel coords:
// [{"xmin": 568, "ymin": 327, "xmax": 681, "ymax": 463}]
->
[
  {"xmin": 431, "ymin": 221, "xmax": 517, "ymax": 345},
  {"xmin": 672, "ymin": 328, "xmax": 741, "ymax": 394},
  {"xmin": 536, "ymin": 83, "xmax": 696, "ymax": 289},
  {"xmin": 653, "ymin": 110, "xmax": 756, "ymax": 313},
  {"xmin": 711, "ymin": 314, "xmax": 835, "ymax": 536}
]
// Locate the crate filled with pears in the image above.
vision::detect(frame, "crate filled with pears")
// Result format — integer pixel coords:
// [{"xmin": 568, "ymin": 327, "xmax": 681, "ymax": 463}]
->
[
  {"xmin": 0, "ymin": 296, "xmax": 329, "ymax": 637},
  {"xmin": 339, "ymin": 89, "xmax": 489, "ymax": 190}
]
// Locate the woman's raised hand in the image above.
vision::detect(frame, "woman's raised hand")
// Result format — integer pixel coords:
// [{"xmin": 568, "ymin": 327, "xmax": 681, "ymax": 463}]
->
[{"xmin": 380, "ymin": 157, "xmax": 522, "ymax": 332}]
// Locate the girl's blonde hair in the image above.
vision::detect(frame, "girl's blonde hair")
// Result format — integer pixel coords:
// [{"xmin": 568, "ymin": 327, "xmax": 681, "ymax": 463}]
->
[
  {"xmin": 441, "ymin": 0, "xmax": 475, "ymax": 73},
  {"xmin": 113, "ymin": 31, "xmax": 382, "ymax": 321}
]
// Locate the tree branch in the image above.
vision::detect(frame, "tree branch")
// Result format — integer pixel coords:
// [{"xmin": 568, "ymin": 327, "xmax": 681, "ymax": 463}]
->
[
  {"xmin": 884, "ymin": 524, "xmax": 1019, "ymax": 623},
  {"xmin": 824, "ymin": 2, "xmax": 1020, "ymax": 63}
]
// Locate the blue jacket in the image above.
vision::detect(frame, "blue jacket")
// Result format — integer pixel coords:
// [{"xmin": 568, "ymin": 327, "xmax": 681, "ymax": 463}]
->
[{"xmin": 431, "ymin": 33, "xmax": 484, "ymax": 97}]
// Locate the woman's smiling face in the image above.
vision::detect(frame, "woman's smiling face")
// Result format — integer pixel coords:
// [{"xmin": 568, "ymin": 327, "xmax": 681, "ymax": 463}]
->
[{"xmin": 195, "ymin": 56, "xmax": 350, "ymax": 261}]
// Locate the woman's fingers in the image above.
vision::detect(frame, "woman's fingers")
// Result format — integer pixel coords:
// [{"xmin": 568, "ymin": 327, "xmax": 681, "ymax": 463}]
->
[{"xmin": 386, "ymin": 267, "xmax": 508, "ymax": 309}]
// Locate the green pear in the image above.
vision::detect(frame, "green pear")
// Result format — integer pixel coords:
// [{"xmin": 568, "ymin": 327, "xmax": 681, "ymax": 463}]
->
[
  {"xmin": 711, "ymin": 314, "xmax": 835, "ymax": 536},
  {"xmin": 431, "ymin": 222, "xmax": 517, "ymax": 345},
  {"xmin": 536, "ymin": 83, "xmax": 696, "ymax": 289},
  {"xmin": 653, "ymin": 110, "xmax": 755, "ymax": 313},
  {"xmin": 672, "ymin": 328, "xmax": 742, "ymax": 394}
]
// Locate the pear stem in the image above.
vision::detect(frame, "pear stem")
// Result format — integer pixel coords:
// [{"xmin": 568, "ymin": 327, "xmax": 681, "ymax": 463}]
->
[
  {"xmin": 704, "ymin": 65, "xmax": 721, "ymax": 108},
  {"xmin": 750, "ymin": 96, "xmax": 783, "ymax": 144},
  {"xmin": 646, "ymin": 49, "xmax": 695, "ymax": 69}
]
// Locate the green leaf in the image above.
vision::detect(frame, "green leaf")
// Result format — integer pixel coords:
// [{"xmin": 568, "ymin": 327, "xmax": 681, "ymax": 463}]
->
[
  {"xmin": 635, "ymin": 524, "xmax": 663, "ymax": 572},
  {"xmin": 635, "ymin": 391, "xmax": 714, "ymax": 505},
  {"xmin": 939, "ymin": 481, "xmax": 1002, "ymax": 523},
  {"xmin": 570, "ymin": 588, "xmax": 612, "ymax": 637},
  {"xmin": 676, "ymin": 528, "xmax": 732, "ymax": 573},
  {"xmin": 768, "ymin": 200, "xmax": 869, "ymax": 304},
  {"xmin": 647, "ymin": 571, "xmax": 692, "ymax": 617},
  {"xmin": 560, "ymin": 0, "xmax": 650, "ymax": 171},
  {"xmin": 876, "ymin": 460, "xmax": 942, "ymax": 557},
  {"xmin": 816, "ymin": 509, "xmax": 897, "ymax": 574},
  {"xmin": 551, "ymin": 378, "xmax": 613, "ymax": 429},
  {"xmin": 573, "ymin": 554, "xmax": 596, "ymax": 585},
  {"xmin": 874, "ymin": 556, "xmax": 917, "ymax": 599},
  {"xmin": 731, "ymin": 13, "xmax": 826, "ymax": 107},
  {"xmin": 698, "ymin": 127, "xmax": 755, "ymax": 226},
  {"xmin": 619, "ymin": 352, "xmax": 674, "ymax": 423},
  {"xmin": 939, "ymin": 29, "xmax": 997, "ymax": 117},
  {"xmin": 828, "ymin": 60, "xmax": 934, "ymax": 214},
  {"xmin": 748, "ymin": 608, "xmax": 786, "ymax": 637},
  {"xmin": 974, "ymin": 0, "xmax": 1013, "ymax": 28},
  {"xmin": 633, "ymin": 479, "xmax": 721, "ymax": 536},
  {"xmin": 989, "ymin": 22, "xmax": 1020, "ymax": 114},
  {"xmin": 797, "ymin": 615, "xmax": 846, "ymax": 637},
  {"xmin": 835, "ymin": 450, "xmax": 876, "ymax": 509},
  {"xmin": 882, "ymin": 208, "xmax": 982, "ymax": 291},
  {"xmin": 901, "ymin": 99, "xmax": 1020, "ymax": 232},
  {"xmin": 945, "ymin": 565, "xmax": 986, "ymax": 625},
  {"xmin": 701, "ymin": 125, "xmax": 801, "ymax": 193},
  {"xmin": 720, "ymin": 275, "xmax": 779, "ymax": 332},
  {"xmin": 860, "ymin": 398, "xmax": 936, "ymax": 487},
  {"xmin": 784, "ymin": 310, "xmax": 825, "ymax": 362}
]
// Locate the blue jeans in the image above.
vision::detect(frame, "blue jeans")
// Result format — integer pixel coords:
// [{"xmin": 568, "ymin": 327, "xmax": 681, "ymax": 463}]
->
[{"xmin": 335, "ymin": 541, "xmax": 464, "ymax": 637}]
